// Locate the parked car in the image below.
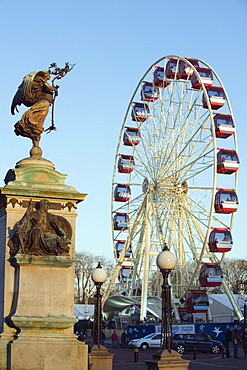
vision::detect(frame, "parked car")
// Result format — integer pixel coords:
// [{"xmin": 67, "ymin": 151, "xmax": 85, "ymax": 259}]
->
[
  {"xmin": 171, "ymin": 333, "xmax": 223, "ymax": 354},
  {"xmin": 128, "ymin": 333, "xmax": 162, "ymax": 351},
  {"xmin": 128, "ymin": 332, "xmax": 223, "ymax": 354}
]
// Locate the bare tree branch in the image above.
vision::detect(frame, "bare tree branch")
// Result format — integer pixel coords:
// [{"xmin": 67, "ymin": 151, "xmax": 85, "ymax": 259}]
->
[{"xmin": 74, "ymin": 251, "xmax": 114, "ymax": 303}]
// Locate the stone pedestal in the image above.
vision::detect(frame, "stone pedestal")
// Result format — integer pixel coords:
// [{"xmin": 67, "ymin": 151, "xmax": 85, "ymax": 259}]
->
[
  {"xmin": 10, "ymin": 332, "xmax": 88, "ymax": 370},
  {"xmin": 145, "ymin": 349, "xmax": 190, "ymax": 370},
  {"xmin": 0, "ymin": 153, "xmax": 87, "ymax": 369},
  {"xmin": 88, "ymin": 345, "xmax": 114, "ymax": 370}
]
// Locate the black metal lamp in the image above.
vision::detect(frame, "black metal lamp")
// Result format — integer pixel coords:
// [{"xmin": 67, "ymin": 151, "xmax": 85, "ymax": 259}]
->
[
  {"xmin": 91, "ymin": 262, "xmax": 107, "ymax": 346},
  {"xmin": 156, "ymin": 244, "xmax": 176, "ymax": 351}
]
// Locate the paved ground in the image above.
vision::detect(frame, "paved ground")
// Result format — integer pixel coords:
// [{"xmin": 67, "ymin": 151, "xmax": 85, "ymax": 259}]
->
[{"xmin": 107, "ymin": 347, "xmax": 247, "ymax": 370}]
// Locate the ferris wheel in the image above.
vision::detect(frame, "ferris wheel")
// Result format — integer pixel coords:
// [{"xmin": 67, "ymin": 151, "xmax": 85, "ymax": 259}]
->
[{"xmin": 105, "ymin": 55, "xmax": 241, "ymax": 321}]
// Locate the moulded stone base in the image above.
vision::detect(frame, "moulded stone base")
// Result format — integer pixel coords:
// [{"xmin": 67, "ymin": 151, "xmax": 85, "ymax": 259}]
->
[
  {"xmin": 88, "ymin": 345, "xmax": 114, "ymax": 370},
  {"xmin": 8, "ymin": 336, "xmax": 88, "ymax": 370},
  {"xmin": 145, "ymin": 349, "xmax": 190, "ymax": 370}
]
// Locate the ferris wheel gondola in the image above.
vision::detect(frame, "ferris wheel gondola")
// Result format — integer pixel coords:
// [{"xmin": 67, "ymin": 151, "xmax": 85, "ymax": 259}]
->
[{"xmin": 104, "ymin": 55, "xmax": 241, "ymax": 321}]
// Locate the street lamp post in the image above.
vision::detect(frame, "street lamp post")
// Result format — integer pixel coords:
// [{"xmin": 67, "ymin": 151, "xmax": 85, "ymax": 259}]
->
[
  {"xmin": 156, "ymin": 244, "xmax": 176, "ymax": 352},
  {"xmin": 91, "ymin": 262, "xmax": 107, "ymax": 347},
  {"xmin": 244, "ymin": 301, "xmax": 247, "ymax": 330}
]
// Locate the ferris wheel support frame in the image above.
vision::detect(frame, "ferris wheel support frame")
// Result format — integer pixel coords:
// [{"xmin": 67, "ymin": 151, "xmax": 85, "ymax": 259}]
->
[{"xmin": 140, "ymin": 193, "xmax": 151, "ymax": 320}]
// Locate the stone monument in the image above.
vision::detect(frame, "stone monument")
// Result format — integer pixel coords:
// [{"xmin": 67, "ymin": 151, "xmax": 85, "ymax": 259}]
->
[{"xmin": 0, "ymin": 64, "xmax": 88, "ymax": 369}]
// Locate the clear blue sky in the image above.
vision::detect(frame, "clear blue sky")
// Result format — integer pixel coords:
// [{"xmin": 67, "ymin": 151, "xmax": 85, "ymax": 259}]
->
[{"xmin": 1, "ymin": 0, "xmax": 246, "ymax": 261}]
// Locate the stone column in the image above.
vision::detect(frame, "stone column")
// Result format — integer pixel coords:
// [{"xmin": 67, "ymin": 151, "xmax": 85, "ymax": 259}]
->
[{"xmin": 0, "ymin": 154, "xmax": 88, "ymax": 369}]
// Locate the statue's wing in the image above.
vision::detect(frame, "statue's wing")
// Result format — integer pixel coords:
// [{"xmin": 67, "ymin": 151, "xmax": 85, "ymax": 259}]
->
[
  {"xmin": 22, "ymin": 71, "xmax": 38, "ymax": 100},
  {"xmin": 11, "ymin": 82, "xmax": 25, "ymax": 115},
  {"xmin": 11, "ymin": 71, "xmax": 39, "ymax": 115}
]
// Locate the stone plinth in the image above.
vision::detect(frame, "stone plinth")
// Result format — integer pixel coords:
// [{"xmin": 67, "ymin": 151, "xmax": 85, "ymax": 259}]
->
[
  {"xmin": 145, "ymin": 349, "xmax": 190, "ymax": 370},
  {"xmin": 6, "ymin": 255, "xmax": 88, "ymax": 370},
  {"xmin": 10, "ymin": 333, "xmax": 88, "ymax": 370},
  {"xmin": 0, "ymin": 152, "xmax": 87, "ymax": 369},
  {"xmin": 9, "ymin": 254, "xmax": 75, "ymax": 319},
  {"xmin": 88, "ymin": 345, "xmax": 114, "ymax": 370}
]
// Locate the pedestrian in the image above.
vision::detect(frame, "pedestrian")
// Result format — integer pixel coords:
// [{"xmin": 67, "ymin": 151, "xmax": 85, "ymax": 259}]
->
[
  {"xmin": 77, "ymin": 329, "xmax": 87, "ymax": 342},
  {"xmin": 200, "ymin": 330, "xmax": 209, "ymax": 339},
  {"xmin": 111, "ymin": 331, "xmax": 118, "ymax": 348},
  {"xmin": 233, "ymin": 325, "xmax": 242, "ymax": 358},
  {"xmin": 121, "ymin": 330, "xmax": 128, "ymax": 348},
  {"xmin": 224, "ymin": 326, "xmax": 233, "ymax": 358},
  {"xmin": 242, "ymin": 327, "xmax": 247, "ymax": 358}
]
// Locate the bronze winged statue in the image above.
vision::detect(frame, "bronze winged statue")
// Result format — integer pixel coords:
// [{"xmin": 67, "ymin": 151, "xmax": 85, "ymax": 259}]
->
[{"xmin": 11, "ymin": 63, "xmax": 74, "ymax": 149}]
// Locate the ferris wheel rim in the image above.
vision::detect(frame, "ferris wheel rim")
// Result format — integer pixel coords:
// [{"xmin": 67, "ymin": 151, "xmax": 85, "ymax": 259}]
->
[{"xmin": 109, "ymin": 55, "xmax": 238, "ymax": 307}]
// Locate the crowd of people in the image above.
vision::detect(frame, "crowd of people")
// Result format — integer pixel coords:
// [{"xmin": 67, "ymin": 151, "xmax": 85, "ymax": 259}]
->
[
  {"xmin": 224, "ymin": 326, "xmax": 247, "ymax": 358},
  {"xmin": 75, "ymin": 327, "xmax": 129, "ymax": 349}
]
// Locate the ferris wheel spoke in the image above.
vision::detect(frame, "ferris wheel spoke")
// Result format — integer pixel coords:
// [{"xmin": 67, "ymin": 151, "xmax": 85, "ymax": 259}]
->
[
  {"xmin": 186, "ymin": 194, "xmax": 212, "ymax": 222},
  {"xmin": 175, "ymin": 129, "xmax": 212, "ymax": 168},
  {"xmin": 165, "ymin": 84, "xmax": 201, "ymax": 131},
  {"xmin": 169, "ymin": 215, "xmax": 196, "ymax": 262},
  {"xmin": 173, "ymin": 151, "xmax": 214, "ymax": 182},
  {"xmin": 157, "ymin": 187, "xmax": 211, "ymax": 231},
  {"xmin": 157, "ymin": 134, "xmax": 214, "ymax": 182},
  {"xmin": 164, "ymin": 195, "xmax": 207, "ymax": 249},
  {"xmin": 186, "ymin": 202, "xmax": 209, "ymax": 246},
  {"xmin": 153, "ymin": 192, "xmax": 203, "ymax": 264},
  {"xmin": 133, "ymin": 143, "xmax": 158, "ymax": 180},
  {"xmin": 211, "ymin": 213, "xmax": 232, "ymax": 229},
  {"xmin": 155, "ymin": 119, "xmax": 212, "ymax": 179},
  {"xmin": 132, "ymin": 225, "xmax": 146, "ymax": 280},
  {"xmin": 181, "ymin": 208, "xmax": 200, "ymax": 258},
  {"xmin": 137, "ymin": 105, "xmax": 211, "ymax": 182},
  {"xmin": 168, "ymin": 85, "xmax": 194, "ymax": 131},
  {"xmin": 178, "ymin": 133, "xmax": 213, "ymax": 171}
]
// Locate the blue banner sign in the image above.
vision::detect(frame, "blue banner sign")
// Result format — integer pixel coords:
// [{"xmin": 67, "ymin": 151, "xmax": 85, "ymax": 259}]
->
[{"xmin": 127, "ymin": 322, "xmax": 245, "ymax": 342}]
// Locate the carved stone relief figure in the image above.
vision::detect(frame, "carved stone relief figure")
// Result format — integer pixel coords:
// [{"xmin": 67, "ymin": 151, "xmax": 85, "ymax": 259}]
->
[{"xmin": 8, "ymin": 200, "xmax": 72, "ymax": 256}]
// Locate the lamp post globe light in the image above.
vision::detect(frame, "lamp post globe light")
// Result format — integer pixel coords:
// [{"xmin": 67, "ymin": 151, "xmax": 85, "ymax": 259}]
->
[
  {"xmin": 91, "ymin": 262, "xmax": 107, "ymax": 347},
  {"xmin": 156, "ymin": 244, "xmax": 176, "ymax": 352}
]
